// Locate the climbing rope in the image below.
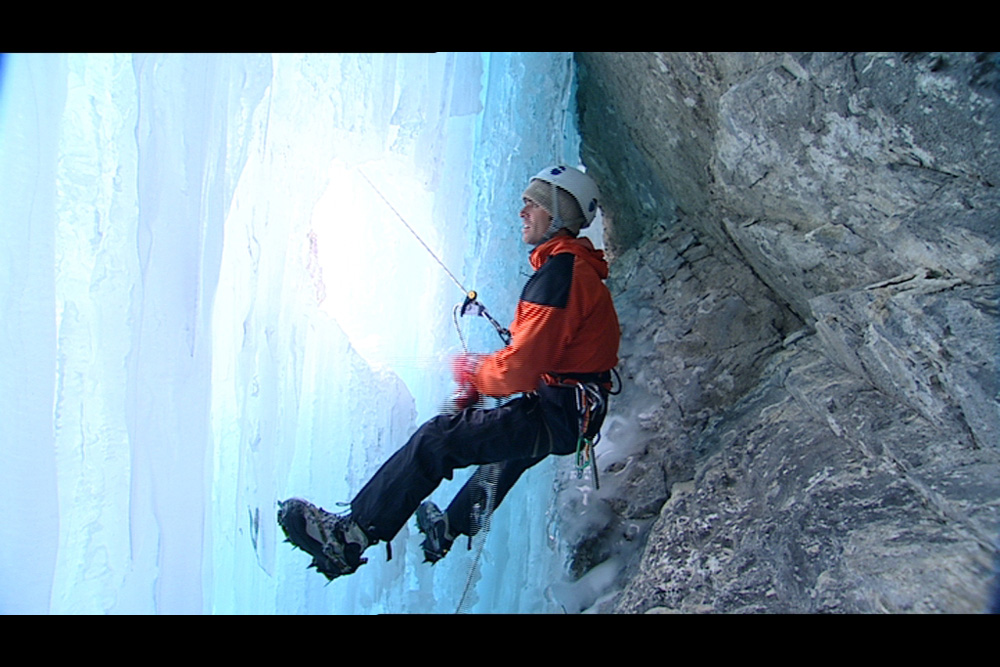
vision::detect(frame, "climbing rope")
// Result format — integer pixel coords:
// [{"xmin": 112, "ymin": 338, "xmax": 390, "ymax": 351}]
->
[
  {"xmin": 455, "ymin": 462, "xmax": 501, "ymax": 614},
  {"xmin": 359, "ymin": 166, "xmax": 511, "ymax": 612},
  {"xmin": 358, "ymin": 168, "xmax": 469, "ymax": 297},
  {"xmin": 360, "ymin": 167, "xmax": 511, "ymax": 348}
]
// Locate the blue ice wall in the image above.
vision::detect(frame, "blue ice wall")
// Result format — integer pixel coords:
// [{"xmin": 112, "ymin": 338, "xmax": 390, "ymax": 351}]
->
[
  {"xmin": 0, "ymin": 54, "xmax": 63, "ymax": 615},
  {"xmin": 0, "ymin": 52, "xmax": 588, "ymax": 614}
]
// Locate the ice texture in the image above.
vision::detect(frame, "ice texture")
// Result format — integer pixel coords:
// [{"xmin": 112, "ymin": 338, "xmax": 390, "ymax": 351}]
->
[{"xmin": 0, "ymin": 52, "xmax": 588, "ymax": 613}]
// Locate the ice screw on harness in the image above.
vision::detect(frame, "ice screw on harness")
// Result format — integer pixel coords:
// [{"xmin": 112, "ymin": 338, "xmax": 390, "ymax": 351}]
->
[
  {"xmin": 570, "ymin": 380, "xmax": 605, "ymax": 490},
  {"xmin": 575, "ymin": 436, "xmax": 599, "ymax": 489}
]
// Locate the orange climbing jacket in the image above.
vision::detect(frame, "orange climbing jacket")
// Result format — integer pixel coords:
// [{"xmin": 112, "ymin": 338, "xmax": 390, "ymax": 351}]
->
[{"xmin": 473, "ymin": 232, "xmax": 620, "ymax": 397}]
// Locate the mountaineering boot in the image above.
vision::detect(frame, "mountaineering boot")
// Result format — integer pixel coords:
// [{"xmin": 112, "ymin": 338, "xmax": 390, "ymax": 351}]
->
[
  {"xmin": 416, "ymin": 501, "xmax": 454, "ymax": 564},
  {"xmin": 277, "ymin": 498, "xmax": 373, "ymax": 581}
]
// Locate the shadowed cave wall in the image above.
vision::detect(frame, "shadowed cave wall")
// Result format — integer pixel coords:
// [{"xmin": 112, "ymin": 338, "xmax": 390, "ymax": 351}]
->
[{"xmin": 565, "ymin": 52, "xmax": 999, "ymax": 613}]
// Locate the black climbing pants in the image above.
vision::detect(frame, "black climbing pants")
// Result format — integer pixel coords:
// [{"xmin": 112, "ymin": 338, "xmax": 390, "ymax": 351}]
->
[{"xmin": 351, "ymin": 381, "xmax": 606, "ymax": 543}]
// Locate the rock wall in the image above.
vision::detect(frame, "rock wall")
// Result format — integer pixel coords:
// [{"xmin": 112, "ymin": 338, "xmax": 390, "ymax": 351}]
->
[{"xmin": 570, "ymin": 52, "xmax": 999, "ymax": 613}]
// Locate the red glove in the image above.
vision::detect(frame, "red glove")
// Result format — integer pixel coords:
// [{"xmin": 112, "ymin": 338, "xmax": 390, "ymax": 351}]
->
[{"xmin": 449, "ymin": 353, "xmax": 482, "ymax": 412}]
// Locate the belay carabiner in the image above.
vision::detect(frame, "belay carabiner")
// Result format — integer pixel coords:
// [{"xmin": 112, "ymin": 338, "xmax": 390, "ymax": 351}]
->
[{"xmin": 459, "ymin": 291, "xmax": 512, "ymax": 347}]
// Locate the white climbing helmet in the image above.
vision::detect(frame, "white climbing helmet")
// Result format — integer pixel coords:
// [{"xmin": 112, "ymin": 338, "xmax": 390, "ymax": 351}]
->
[{"xmin": 530, "ymin": 165, "xmax": 601, "ymax": 230}]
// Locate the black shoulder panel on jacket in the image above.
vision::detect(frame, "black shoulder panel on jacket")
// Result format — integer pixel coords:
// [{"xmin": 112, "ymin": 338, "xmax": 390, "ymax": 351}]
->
[{"xmin": 521, "ymin": 252, "xmax": 574, "ymax": 309}]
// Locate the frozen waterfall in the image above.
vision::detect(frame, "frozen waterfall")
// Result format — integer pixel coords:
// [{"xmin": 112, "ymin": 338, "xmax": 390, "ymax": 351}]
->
[{"xmin": 0, "ymin": 52, "xmax": 602, "ymax": 614}]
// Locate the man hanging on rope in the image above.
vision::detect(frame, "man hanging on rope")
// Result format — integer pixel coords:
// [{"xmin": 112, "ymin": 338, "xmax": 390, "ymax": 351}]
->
[{"xmin": 278, "ymin": 165, "xmax": 620, "ymax": 580}]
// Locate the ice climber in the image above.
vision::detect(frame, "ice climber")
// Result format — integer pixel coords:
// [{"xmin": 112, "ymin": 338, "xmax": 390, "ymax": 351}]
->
[{"xmin": 278, "ymin": 165, "xmax": 621, "ymax": 580}]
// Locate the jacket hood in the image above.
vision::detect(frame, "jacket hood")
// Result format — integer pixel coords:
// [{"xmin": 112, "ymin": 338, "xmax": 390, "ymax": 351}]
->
[{"xmin": 529, "ymin": 233, "xmax": 609, "ymax": 280}]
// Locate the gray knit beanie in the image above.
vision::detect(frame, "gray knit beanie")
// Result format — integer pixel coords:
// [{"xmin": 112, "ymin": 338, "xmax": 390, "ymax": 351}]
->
[{"xmin": 522, "ymin": 179, "xmax": 586, "ymax": 236}]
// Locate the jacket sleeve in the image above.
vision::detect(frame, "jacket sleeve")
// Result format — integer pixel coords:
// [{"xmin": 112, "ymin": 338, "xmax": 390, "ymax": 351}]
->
[{"xmin": 473, "ymin": 253, "xmax": 576, "ymax": 396}]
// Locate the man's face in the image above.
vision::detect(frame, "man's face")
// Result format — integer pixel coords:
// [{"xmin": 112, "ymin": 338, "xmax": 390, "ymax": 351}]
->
[{"xmin": 520, "ymin": 197, "xmax": 551, "ymax": 246}]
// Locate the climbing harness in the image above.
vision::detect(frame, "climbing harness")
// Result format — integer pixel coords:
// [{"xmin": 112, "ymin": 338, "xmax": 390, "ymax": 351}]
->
[{"xmin": 548, "ymin": 370, "xmax": 617, "ymax": 491}]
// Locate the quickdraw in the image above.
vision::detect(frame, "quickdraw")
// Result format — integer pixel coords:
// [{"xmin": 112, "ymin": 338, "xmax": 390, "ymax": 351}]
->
[{"xmin": 455, "ymin": 291, "xmax": 511, "ymax": 349}]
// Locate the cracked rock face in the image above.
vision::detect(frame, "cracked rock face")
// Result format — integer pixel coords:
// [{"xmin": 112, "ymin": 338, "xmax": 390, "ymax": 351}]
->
[{"xmin": 563, "ymin": 52, "xmax": 999, "ymax": 613}]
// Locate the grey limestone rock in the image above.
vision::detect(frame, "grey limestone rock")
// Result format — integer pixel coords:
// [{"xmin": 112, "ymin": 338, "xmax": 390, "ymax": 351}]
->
[{"xmin": 562, "ymin": 51, "xmax": 1000, "ymax": 613}]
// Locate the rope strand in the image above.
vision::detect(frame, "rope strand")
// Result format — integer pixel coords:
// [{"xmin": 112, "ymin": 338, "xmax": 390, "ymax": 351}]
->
[
  {"xmin": 358, "ymin": 166, "xmax": 509, "ymax": 613},
  {"xmin": 360, "ymin": 167, "xmax": 510, "ymax": 346},
  {"xmin": 358, "ymin": 168, "xmax": 470, "ymax": 297}
]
